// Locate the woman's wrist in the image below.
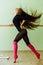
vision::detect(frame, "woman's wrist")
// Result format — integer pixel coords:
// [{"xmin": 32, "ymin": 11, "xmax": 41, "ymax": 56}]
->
[
  {"xmin": 20, "ymin": 25, "xmax": 25, "ymax": 29},
  {"xmin": 20, "ymin": 20, "xmax": 26, "ymax": 29},
  {"xmin": 21, "ymin": 20, "xmax": 25, "ymax": 26}
]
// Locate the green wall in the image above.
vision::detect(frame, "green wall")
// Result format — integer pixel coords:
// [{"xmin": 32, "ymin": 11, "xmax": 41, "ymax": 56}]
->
[{"xmin": 0, "ymin": 0, "xmax": 43, "ymax": 51}]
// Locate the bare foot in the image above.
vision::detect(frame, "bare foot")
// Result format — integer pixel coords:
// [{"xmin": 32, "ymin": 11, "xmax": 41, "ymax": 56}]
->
[
  {"xmin": 38, "ymin": 59, "xmax": 41, "ymax": 62},
  {"xmin": 36, "ymin": 59, "xmax": 41, "ymax": 65}
]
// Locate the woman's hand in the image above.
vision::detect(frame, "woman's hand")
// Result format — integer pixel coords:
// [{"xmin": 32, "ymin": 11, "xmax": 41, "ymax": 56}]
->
[
  {"xmin": 20, "ymin": 20, "xmax": 26, "ymax": 29},
  {"xmin": 20, "ymin": 25, "xmax": 25, "ymax": 29},
  {"xmin": 20, "ymin": 25, "xmax": 23, "ymax": 29},
  {"xmin": 21, "ymin": 20, "xmax": 26, "ymax": 26},
  {"xmin": 9, "ymin": 24, "xmax": 14, "ymax": 27}
]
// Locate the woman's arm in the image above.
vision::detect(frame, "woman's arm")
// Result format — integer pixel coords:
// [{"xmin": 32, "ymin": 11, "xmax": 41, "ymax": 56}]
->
[
  {"xmin": 21, "ymin": 20, "xmax": 25, "ymax": 26},
  {"xmin": 20, "ymin": 20, "xmax": 26, "ymax": 29}
]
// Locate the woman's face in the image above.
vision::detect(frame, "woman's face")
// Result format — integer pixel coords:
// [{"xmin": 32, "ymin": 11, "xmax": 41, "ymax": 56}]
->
[{"xmin": 15, "ymin": 8, "xmax": 19, "ymax": 15}]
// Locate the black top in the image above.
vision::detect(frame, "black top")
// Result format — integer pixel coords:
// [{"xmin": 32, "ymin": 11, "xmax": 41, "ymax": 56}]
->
[
  {"xmin": 13, "ymin": 15, "xmax": 22, "ymax": 32},
  {"xmin": 12, "ymin": 12, "xmax": 35, "ymax": 32}
]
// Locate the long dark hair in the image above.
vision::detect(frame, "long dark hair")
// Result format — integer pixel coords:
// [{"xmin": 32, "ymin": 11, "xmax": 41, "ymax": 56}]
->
[{"xmin": 17, "ymin": 8, "xmax": 42, "ymax": 29}]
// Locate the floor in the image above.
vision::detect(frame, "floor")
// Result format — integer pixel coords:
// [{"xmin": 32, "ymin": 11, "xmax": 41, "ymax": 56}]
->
[{"xmin": 0, "ymin": 51, "xmax": 43, "ymax": 65}]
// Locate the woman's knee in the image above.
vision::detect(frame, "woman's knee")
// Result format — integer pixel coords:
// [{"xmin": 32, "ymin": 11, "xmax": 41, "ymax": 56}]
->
[
  {"xmin": 26, "ymin": 43, "xmax": 30, "ymax": 46},
  {"xmin": 14, "ymin": 38, "xmax": 18, "ymax": 42}
]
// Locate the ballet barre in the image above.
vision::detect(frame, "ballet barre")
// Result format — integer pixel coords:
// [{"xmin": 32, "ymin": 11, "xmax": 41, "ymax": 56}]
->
[
  {"xmin": 0, "ymin": 24, "xmax": 14, "ymax": 27},
  {"xmin": 0, "ymin": 24, "xmax": 43, "ymax": 27}
]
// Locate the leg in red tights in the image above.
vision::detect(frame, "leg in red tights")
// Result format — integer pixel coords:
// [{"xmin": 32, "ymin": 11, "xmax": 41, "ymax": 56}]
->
[
  {"xmin": 13, "ymin": 41, "xmax": 18, "ymax": 63},
  {"xmin": 28, "ymin": 44, "xmax": 40, "ymax": 59}
]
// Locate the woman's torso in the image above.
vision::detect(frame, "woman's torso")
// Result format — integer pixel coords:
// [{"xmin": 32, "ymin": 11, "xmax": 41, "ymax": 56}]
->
[{"xmin": 12, "ymin": 13, "xmax": 28, "ymax": 32}]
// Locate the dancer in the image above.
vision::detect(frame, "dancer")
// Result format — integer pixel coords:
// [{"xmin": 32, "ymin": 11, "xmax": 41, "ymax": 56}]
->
[{"xmin": 12, "ymin": 8, "xmax": 42, "ymax": 63}]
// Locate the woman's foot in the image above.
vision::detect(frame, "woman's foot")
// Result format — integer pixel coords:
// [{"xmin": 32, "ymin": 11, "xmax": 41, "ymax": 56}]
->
[
  {"xmin": 38, "ymin": 59, "xmax": 40, "ymax": 62},
  {"xmin": 14, "ymin": 55, "xmax": 18, "ymax": 63},
  {"xmin": 14, "ymin": 60, "xmax": 16, "ymax": 63},
  {"xmin": 37, "ymin": 58, "xmax": 41, "ymax": 65},
  {"xmin": 36, "ymin": 53, "xmax": 41, "ymax": 63}
]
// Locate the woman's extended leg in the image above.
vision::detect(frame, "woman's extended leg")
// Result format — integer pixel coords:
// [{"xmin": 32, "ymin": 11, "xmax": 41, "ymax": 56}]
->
[{"xmin": 23, "ymin": 31, "xmax": 40, "ymax": 60}]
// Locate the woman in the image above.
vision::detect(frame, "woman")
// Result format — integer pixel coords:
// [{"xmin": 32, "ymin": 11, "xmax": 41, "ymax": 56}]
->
[{"xmin": 12, "ymin": 8, "xmax": 42, "ymax": 63}]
